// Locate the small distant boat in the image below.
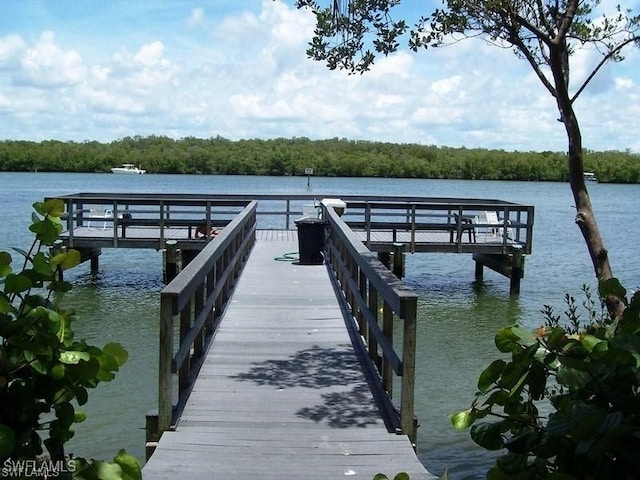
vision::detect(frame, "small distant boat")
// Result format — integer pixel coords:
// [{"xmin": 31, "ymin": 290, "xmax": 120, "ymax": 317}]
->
[
  {"xmin": 111, "ymin": 164, "xmax": 146, "ymax": 174},
  {"xmin": 584, "ymin": 172, "xmax": 598, "ymax": 182}
]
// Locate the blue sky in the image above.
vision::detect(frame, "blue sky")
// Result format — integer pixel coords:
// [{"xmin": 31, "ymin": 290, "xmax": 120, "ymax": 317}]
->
[{"xmin": 1, "ymin": 0, "xmax": 638, "ymax": 152}]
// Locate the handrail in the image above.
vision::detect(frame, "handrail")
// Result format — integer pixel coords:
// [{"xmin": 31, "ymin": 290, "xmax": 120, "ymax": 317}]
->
[
  {"xmin": 52, "ymin": 194, "xmax": 534, "ymax": 251},
  {"xmin": 156, "ymin": 201, "xmax": 257, "ymax": 435},
  {"xmin": 323, "ymin": 205, "xmax": 420, "ymax": 444},
  {"xmin": 344, "ymin": 200, "xmax": 534, "ymax": 254}
]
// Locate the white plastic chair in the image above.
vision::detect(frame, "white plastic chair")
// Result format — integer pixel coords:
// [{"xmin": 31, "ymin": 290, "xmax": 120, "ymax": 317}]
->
[
  {"xmin": 102, "ymin": 209, "xmax": 113, "ymax": 230},
  {"xmin": 88, "ymin": 208, "xmax": 113, "ymax": 230},
  {"xmin": 484, "ymin": 211, "xmax": 512, "ymax": 240}
]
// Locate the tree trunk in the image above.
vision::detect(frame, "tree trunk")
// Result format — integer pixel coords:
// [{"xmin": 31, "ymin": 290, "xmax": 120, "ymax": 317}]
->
[{"xmin": 550, "ymin": 50, "xmax": 624, "ymax": 318}]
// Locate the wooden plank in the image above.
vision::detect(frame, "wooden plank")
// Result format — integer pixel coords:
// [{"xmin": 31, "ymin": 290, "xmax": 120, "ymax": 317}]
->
[{"xmin": 143, "ymin": 236, "xmax": 435, "ymax": 480}]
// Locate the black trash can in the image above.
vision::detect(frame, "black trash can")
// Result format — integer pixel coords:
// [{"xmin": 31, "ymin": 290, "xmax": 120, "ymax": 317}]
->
[{"xmin": 295, "ymin": 217, "xmax": 327, "ymax": 265}]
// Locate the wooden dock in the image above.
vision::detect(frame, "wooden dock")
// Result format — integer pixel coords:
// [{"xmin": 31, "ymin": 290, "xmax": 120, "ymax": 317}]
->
[
  {"xmin": 49, "ymin": 193, "xmax": 535, "ymax": 477},
  {"xmin": 142, "ymin": 230, "xmax": 435, "ymax": 479}
]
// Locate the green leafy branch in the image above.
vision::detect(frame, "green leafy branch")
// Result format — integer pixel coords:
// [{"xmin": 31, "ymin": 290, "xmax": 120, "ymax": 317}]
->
[
  {"xmin": 0, "ymin": 198, "xmax": 140, "ymax": 479},
  {"xmin": 452, "ymin": 278, "xmax": 640, "ymax": 478}
]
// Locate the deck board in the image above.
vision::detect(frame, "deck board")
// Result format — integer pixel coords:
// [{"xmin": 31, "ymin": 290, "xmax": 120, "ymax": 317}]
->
[{"xmin": 142, "ymin": 234, "xmax": 435, "ymax": 480}]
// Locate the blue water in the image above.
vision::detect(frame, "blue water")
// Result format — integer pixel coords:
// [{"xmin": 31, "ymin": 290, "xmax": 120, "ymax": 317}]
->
[{"xmin": 1, "ymin": 172, "xmax": 638, "ymax": 478}]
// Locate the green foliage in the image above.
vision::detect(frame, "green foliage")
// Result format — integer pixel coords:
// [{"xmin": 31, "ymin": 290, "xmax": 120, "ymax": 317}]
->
[
  {"xmin": 374, "ymin": 473, "xmax": 411, "ymax": 480},
  {"xmin": 453, "ymin": 282, "xmax": 640, "ymax": 478},
  {"xmin": 0, "ymin": 199, "xmax": 140, "ymax": 479},
  {"xmin": 0, "ymin": 136, "xmax": 638, "ymax": 183},
  {"xmin": 373, "ymin": 471, "xmax": 449, "ymax": 480}
]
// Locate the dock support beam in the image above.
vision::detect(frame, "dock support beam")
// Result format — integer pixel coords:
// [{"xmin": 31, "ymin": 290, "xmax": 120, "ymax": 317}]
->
[{"xmin": 473, "ymin": 247, "xmax": 525, "ymax": 295}]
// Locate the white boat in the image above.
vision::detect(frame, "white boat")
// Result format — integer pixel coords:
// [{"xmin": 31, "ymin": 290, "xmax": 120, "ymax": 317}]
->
[
  {"xmin": 111, "ymin": 164, "xmax": 146, "ymax": 174},
  {"xmin": 584, "ymin": 172, "xmax": 598, "ymax": 182}
]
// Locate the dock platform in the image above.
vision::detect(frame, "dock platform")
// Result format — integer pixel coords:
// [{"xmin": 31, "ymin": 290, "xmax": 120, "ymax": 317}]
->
[{"xmin": 141, "ymin": 231, "xmax": 435, "ymax": 479}]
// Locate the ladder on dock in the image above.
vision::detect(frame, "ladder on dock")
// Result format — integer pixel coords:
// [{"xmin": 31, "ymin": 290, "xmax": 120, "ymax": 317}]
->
[{"xmin": 142, "ymin": 231, "xmax": 434, "ymax": 479}]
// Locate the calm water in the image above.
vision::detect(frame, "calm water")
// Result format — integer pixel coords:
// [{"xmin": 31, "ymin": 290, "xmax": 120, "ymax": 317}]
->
[{"xmin": 1, "ymin": 172, "xmax": 638, "ymax": 478}]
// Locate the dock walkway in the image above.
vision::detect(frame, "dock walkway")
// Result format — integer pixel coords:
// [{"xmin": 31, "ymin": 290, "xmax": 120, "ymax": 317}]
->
[{"xmin": 142, "ymin": 231, "xmax": 434, "ymax": 479}]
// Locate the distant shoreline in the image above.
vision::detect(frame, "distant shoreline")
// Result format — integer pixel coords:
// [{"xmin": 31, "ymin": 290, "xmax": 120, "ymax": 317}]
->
[{"xmin": 2, "ymin": 136, "xmax": 639, "ymax": 183}]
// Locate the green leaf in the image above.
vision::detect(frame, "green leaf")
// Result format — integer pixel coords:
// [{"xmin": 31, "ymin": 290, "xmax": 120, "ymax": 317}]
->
[
  {"xmin": 29, "ymin": 219, "xmax": 63, "ymax": 245},
  {"xmin": 546, "ymin": 327, "xmax": 567, "ymax": 350},
  {"xmin": 56, "ymin": 402, "xmax": 76, "ymax": 428},
  {"xmin": 71, "ymin": 357, "xmax": 100, "ymax": 382},
  {"xmin": 104, "ymin": 342, "xmax": 129, "ymax": 367},
  {"xmin": 0, "ymin": 294, "xmax": 14, "ymax": 314},
  {"xmin": 373, "ymin": 475, "xmax": 389, "ymax": 480},
  {"xmin": 0, "ymin": 251, "xmax": 12, "ymax": 278},
  {"xmin": 495, "ymin": 327, "xmax": 520, "ymax": 353},
  {"xmin": 392, "ymin": 474, "xmax": 410, "ymax": 480},
  {"xmin": 38, "ymin": 198, "xmax": 66, "ymax": 218},
  {"xmin": 31, "ymin": 251, "xmax": 54, "ymax": 277},
  {"xmin": 0, "ymin": 251, "xmax": 11, "ymax": 265},
  {"xmin": 59, "ymin": 350, "xmax": 91, "ymax": 364},
  {"xmin": 478, "ymin": 359, "xmax": 506, "ymax": 392},
  {"xmin": 581, "ymin": 335, "xmax": 605, "ymax": 353},
  {"xmin": 51, "ymin": 249, "xmax": 81, "ymax": 270},
  {"xmin": 0, "ymin": 423, "xmax": 16, "ymax": 458},
  {"xmin": 495, "ymin": 452, "xmax": 528, "ymax": 475},
  {"xmin": 556, "ymin": 367, "xmax": 591, "ymax": 389},
  {"xmin": 470, "ymin": 422, "xmax": 504, "ymax": 450},
  {"xmin": 486, "ymin": 466, "xmax": 510, "ymax": 480},
  {"xmin": 5, "ymin": 272, "xmax": 33, "ymax": 293},
  {"xmin": 485, "ymin": 389, "xmax": 509, "ymax": 407},
  {"xmin": 113, "ymin": 449, "xmax": 142, "ymax": 480},
  {"xmin": 451, "ymin": 408, "xmax": 476, "ymax": 430},
  {"xmin": 50, "ymin": 279, "xmax": 74, "ymax": 293},
  {"xmin": 85, "ymin": 460, "xmax": 124, "ymax": 480}
]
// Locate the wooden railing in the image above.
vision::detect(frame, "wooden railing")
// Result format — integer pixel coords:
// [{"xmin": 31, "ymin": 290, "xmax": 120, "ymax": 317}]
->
[
  {"xmin": 53, "ymin": 195, "xmax": 533, "ymax": 255},
  {"xmin": 149, "ymin": 201, "xmax": 257, "ymax": 448},
  {"xmin": 54, "ymin": 194, "xmax": 250, "ymax": 248},
  {"xmin": 323, "ymin": 205, "xmax": 420, "ymax": 444},
  {"xmin": 344, "ymin": 200, "xmax": 534, "ymax": 254}
]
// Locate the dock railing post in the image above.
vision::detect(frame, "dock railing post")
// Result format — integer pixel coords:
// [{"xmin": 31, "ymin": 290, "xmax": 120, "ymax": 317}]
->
[
  {"xmin": 158, "ymin": 294, "xmax": 174, "ymax": 434},
  {"xmin": 400, "ymin": 296, "xmax": 418, "ymax": 445}
]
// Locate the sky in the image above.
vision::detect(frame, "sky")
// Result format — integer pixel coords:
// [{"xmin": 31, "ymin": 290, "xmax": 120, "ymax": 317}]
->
[{"xmin": 0, "ymin": 0, "xmax": 639, "ymax": 152}]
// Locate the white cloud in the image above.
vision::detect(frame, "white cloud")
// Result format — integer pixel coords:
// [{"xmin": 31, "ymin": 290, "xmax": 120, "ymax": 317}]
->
[
  {"xmin": 0, "ymin": 34, "xmax": 26, "ymax": 63},
  {"xmin": 185, "ymin": 7, "xmax": 205, "ymax": 29},
  {"xmin": 18, "ymin": 31, "xmax": 86, "ymax": 88},
  {"xmin": 133, "ymin": 41, "xmax": 166, "ymax": 67},
  {"xmin": 0, "ymin": 0, "xmax": 637, "ymax": 152}
]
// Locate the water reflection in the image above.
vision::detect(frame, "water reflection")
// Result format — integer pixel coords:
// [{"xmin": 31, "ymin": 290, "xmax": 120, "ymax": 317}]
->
[
  {"xmin": 405, "ymin": 255, "xmax": 521, "ymax": 478},
  {"xmin": 62, "ymin": 250, "xmax": 163, "ymax": 462}
]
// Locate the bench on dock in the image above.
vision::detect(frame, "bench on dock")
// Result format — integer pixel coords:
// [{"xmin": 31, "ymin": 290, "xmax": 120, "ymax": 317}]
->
[
  {"xmin": 116, "ymin": 217, "xmax": 227, "ymax": 239},
  {"xmin": 347, "ymin": 217, "xmax": 477, "ymax": 243}
]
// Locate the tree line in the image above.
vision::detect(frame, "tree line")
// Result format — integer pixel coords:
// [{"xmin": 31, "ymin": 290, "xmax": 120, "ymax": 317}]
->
[{"xmin": 1, "ymin": 135, "xmax": 639, "ymax": 183}]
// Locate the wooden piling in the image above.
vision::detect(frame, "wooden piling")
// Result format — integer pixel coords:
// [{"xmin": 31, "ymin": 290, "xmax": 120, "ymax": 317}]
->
[
  {"xmin": 392, "ymin": 242, "xmax": 405, "ymax": 279},
  {"xmin": 90, "ymin": 253, "xmax": 99, "ymax": 272},
  {"xmin": 475, "ymin": 259, "xmax": 484, "ymax": 279},
  {"xmin": 510, "ymin": 245, "xmax": 524, "ymax": 294},
  {"xmin": 163, "ymin": 240, "xmax": 179, "ymax": 283},
  {"xmin": 378, "ymin": 251, "xmax": 391, "ymax": 269}
]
